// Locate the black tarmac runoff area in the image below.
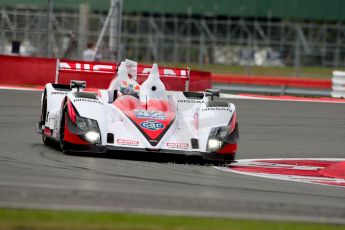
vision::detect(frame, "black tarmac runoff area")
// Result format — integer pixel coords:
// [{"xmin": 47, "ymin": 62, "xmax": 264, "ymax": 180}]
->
[{"xmin": 0, "ymin": 89, "xmax": 344, "ymax": 223}]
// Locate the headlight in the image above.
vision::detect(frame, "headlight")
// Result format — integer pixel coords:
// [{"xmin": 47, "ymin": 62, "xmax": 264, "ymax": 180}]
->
[
  {"xmin": 207, "ymin": 138, "xmax": 222, "ymax": 152},
  {"xmin": 76, "ymin": 117, "xmax": 101, "ymax": 144},
  {"xmin": 207, "ymin": 126, "xmax": 230, "ymax": 152},
  {"xmin": 84, "ymin": 131, "xmax": 100, "ymax": 144}
]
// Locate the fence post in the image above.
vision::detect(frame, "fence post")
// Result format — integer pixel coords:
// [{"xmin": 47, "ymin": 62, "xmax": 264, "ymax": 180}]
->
[
  {"xmin": 294, "ymin": 37, "xmax": 301, "ymax": 77},
  {"xmin": 46, "ymin": 0, "xmax": 54, "ymax": 57},
  {"xmin": 198, "ymin": 33, "xmax": 205, "ymax": 69},
  {"xmin": 109, "ymin": 0, "xmax": 123, "ymax": 62},
  {"xmin": 77, "ymin": 3, "xmax": 89, "ymax": 60}
]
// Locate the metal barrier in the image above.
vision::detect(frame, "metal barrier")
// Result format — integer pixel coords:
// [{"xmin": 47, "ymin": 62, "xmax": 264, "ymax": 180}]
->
[{"xmin": 332, "ymin": 71, "xmax": 345, "ymax": 98}]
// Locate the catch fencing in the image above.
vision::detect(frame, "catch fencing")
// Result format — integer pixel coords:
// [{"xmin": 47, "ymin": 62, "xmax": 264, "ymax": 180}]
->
[{"xmin": 2, "ymin": 6, "xmax": 345, "ymax": 74}]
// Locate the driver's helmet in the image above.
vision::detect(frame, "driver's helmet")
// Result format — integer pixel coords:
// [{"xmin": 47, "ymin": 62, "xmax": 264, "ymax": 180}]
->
[{"xmin": 118, "ymin": 79, "xmax": 140, "ymax": 99}]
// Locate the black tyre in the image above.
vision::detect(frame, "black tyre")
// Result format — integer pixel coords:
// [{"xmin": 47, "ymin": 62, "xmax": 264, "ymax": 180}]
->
[
  {"xmin": 201, "ymin": 152, "xmax": 236, "ymax": 163},
  {"xmin": 41, "ymin": 91, "xmax": 54, "ymax": 146},
  {"xmin": 42, "ymin": 131, "xmax": 54, "ymax": 146},
  {"xmin": 59, "ymin": 105, "xmax": 68, "ymax": 153}
]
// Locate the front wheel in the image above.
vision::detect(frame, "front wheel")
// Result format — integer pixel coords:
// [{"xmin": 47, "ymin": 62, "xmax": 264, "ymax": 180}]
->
[
  {"xmin": 201, "ymin": 152, "xmax": 236, "ymax": 163},
  {"xmin": 41, "ymin": 91, "xmax": 53, "ymax": 146},
  {"xmin": 59, "ymin": 106, "xmax": 68, "ymax": 153},
  {"xmin": 42, "ymin": 131, "xmax": 54, "ymax": 146}
]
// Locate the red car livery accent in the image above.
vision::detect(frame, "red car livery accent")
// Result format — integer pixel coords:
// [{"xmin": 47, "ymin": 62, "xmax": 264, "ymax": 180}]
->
[
  {"xmin": 63, "ymin": 118, "xmax": 89, "ymax": 145},
  {"xmin": 114, "ymin": 96, "xmax": 175, "ymax": 146},
  {"xmin": 217, "ymin": 143, "xmax": 237, "ymax": 154}
]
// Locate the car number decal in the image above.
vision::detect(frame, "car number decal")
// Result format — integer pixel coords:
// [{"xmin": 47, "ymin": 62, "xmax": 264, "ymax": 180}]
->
[{"xmin": 135, "ymin": 110, "xmax": 166, "ymax": 120}]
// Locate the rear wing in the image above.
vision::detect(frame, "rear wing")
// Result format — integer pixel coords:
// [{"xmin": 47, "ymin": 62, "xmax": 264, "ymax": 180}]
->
[
  {"xmin": 55, "ymin": 59, "xmax": 191, "ymax": 91},
  {"xmin": 55, "ymin": 59, "xmax": 117, "ymax": 84}
]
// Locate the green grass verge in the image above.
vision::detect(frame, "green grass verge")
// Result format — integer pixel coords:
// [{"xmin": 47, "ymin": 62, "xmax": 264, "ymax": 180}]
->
[
  {"xmin": 158, "ymin": 62, "xmax": 345, "ymax": 79},
  {"xmin": 0, "ymin": 208, "xmax": 344, "ymax": 230}
]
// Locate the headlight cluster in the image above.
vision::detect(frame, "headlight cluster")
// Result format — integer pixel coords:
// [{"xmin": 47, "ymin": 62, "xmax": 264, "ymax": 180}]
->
[
  {"xmin": 76, "ymin": 116, "xmax": 100, "ymax": 144},
  {"xmin": 66, "ymin": 99, "xmax": 101, "ymax": 145},
  {"xmin": 207, "ymin": 112, "xmax": 237, "ymax": 152},
  {"xmin": 207, "ymin": 126, "xmax": 229, "ymax": 152}
]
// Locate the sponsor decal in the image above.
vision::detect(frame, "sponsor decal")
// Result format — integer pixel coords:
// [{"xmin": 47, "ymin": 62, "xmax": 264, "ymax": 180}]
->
[
  {"xmin": 51, "ymin": 91, "xmax": 68, "ymax": 95},
  {"xmin": 59, "ymin": 61, "xmax": 187, "ymax": 77},
  {"xmin": 120, "ymin": 107, "xmax": 175, "ymax": 146},
  {"xmin": 178, "ymin": 99, "xmax": 206, "ymax": 104},
  {"xmin": 202, "ymin": 107, "xmax": 232, "ymax": 112},
  {"xmin": 140, "ymin": 120, "xmax": 165, "ymax": 131},
  {"xmin": 117, "ymin": 139, "xmax": 139, "ymax": 146},
  {"xmin": 135, "ymin": 110, "xmax": 166, "ymax": 120},
  {"xmin": 59, "ymin": 62, "xmax": 115, "ymax": 73},
  {"xmin": 73, "ymin": 98, "xmax": 103, "ymax": 105},
  {"xmin": 214, "ymin": 158, "xmax": 345, "ymax": 188},
  {"xmin": 167, "ymin": 142, "xmax": 189, "ymax": 149}
]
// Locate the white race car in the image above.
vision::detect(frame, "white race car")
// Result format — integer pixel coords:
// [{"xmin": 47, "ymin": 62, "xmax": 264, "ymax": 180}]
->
[{"xmin": 37, "ymin": 60, "xmax": 239, "ymax": 161}]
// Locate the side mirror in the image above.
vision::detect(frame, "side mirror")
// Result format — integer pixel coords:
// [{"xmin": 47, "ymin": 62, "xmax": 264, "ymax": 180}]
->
[
  {"xmin": 206, "ymin": 89, "xmax": 220, "ymax": 101},
  {"xmin": 70, "ymin": 80, "xmax": 86, "ymax": 92}
]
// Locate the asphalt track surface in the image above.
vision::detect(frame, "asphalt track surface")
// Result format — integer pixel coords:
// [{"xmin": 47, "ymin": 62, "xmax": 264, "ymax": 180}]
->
[{"xmin": 0, "ymin": 89, "xmax": 345, "ymax": 224}]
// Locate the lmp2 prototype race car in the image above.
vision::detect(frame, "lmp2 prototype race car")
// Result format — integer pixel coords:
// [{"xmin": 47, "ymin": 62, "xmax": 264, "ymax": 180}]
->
[{"xmin": 37, "ymin": 59, "xmax": 239, "ymax": 161}]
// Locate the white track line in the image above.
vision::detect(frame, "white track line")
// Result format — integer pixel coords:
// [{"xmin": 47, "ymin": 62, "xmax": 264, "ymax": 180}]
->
[{"xmin": 221, "ymin": 93, "xmax": 345, "ymax": 103}]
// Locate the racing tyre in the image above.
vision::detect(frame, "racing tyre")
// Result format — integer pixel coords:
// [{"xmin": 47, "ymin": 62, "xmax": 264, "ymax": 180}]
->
[
  {"xmin": 59, "ymin": 105, "xmax": 68, "ymax": 153},
  {"xmin": 42, "ymin": 131, "xmax": 53, "ymax": 146},
  {"xmin": 41, "ymin": 91, "xmax": 53, "ymax": 146}
]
